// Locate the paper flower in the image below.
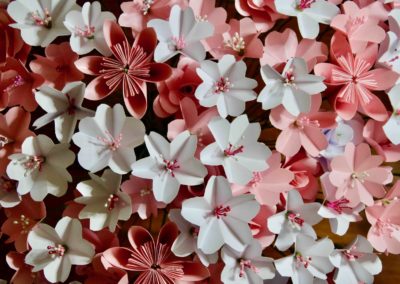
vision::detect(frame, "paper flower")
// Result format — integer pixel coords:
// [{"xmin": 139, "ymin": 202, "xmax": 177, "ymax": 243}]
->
[
  {"xmin": 75, "ymin": 20, "xmax": 171, "ymax": 119},
  {"xmin": 378, "ymin": 9, "xmax": 400, "ymax": 73},
  {"xmin": 329, "ymin": 235, "xmax": 382, "ymax": 284},
  {"xmin": 7, "ymin": 0, "xmax": 79, "ymax": 47},
  {"xmin": 221, "ymin": 240, "xmax": 275, "ymax": 283},
  {"xmin": 103, "ymin": 223, "xmax": 210, "ymax": 283},
  {"xmin": 268, "ymin": 190, "xmax": 322, "ymax": 251},
  {"xmin": 64, "ymin": 1, "xmax": 116, "ymax": 55},
  {"xmin": 6, "ymin": 251, "xmax": 48, "ymax": 284},
  {"xmin": 329, "ymin": 143, "xmax": 393, "ymax": 206},
  {"xmin": 33, "ymin": 82, "xmax": 94, "ymax": 143},
  {"xmin": 181, "ymin": 176, "xmax": 260, "ymax": 254},
  {"xmin": 270, "ymin": 95, "xmax": 337, "ymax": 157},
  {"xmin": 383, "ymin": 83, "xmax": 400, "ymax": 145},
  {"xmin": 72, "ymin": 104, "xmax": 145, "ymax": 174},
  {"xmin": 121, "ymin": 175, "xmax": 166, "ymax": 220},
  {"xmin": 131, "ymin": 130, "xmax": 207, "ymax": 204},
  {"xmin": 200, "ymin": 115, "xmax": 271, "ymax": 185},
  {"xmin": 274, "ymin": 0, "xmax": 339, "ymax": 39},
  {"xmin": 25, "ymin": 217, "xmax": 95, "ymax": 283},
  {"xmin": 195, "ymin": 54, "xmax": 257, "ymax": 118},
  {"xmin": 75, "ymin": 170, "xmax": 131, "ymax": 232},
  {"xmin": 29, "ymin": 42, "xmax": 84, "ymax": 90},
  {"xmin": 320, "ymin": 118, "xmax": 355, "ymax": 159},
  {"xmin": 83, "ymin": 255, "xmax": 128, "ymax": 284},
  {"xmin": 0, "ymin": 176, "xmax": 20, "ymax": 208},
  {"xmin": 275, "ymin": 234, "xmax": 334, "ymax": 284},
  {"xmin": 318, "ymin": 173, "xmax": 364, "ymax": 236},
  {"xmin": 314, "ymin": 33, "xmax": 398, "ymax": 121},
  {"xmin": 258, "ymin": 58, "xmax": 326, "ymax": 116},
  {"xmin": 6, "ymin": 135, "xmax": 75, "ymax": 201},
  {"xmin": 169, "ymin": 208, "xmax": 218, "ymax": 266},
  {"xmin": 147, "ymin": 5, "xmax": 214, "ymax": 62}
]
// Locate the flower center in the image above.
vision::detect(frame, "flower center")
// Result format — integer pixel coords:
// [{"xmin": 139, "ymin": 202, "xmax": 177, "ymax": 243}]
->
[
  {"xmin": 283, "ymin": 68, "xmax": 296, "ymax": 86},
  {"xmin": 13, "ymin": 215, "xmax": 31, "ymax": 234},
  {"xmin": 345, "ymin": 16, "xmax": 366, "ymax": 35},
  {"xmin": 104, "ymin": 194, "xmax": 119, "ymax": 211},
  {"xmin": 249, "ymin": 172, "xmax": 263, "ymax": 188},
  {"xmin": 295, "ymin": 252, "xmax": 312, "ymax": 268},
  {"xmin": 373, "ymin": 218, "xmax": 400, "ymax": 237},
  {"xmin": 0, "ymin": 135, "xmax": 12, "ymax": 149},
  {"xmin": 287, "ymin": 211, "xmax": 304, "ymax": 227},
  {"xmin": 343, "ymin": 245, "xmax": 364, "ymax": 261},
  {"xmin": 4, "ymin": 75, "xmax": 25, "ymax": 93},
  {"xmin": 225, "ymin": 32, "xmax": 246, "ymax": 55},
  {"xmin": 142, "ymin": 0, "xmax": 154, "ymax": 15},
  {"xmin": 350, "ymin": 171, "xmax": 369, "ymax": 187},
  {"xmin": 163, "ymin": 159, "xmax": 180, "ymax": 177},
  {"xmin": 30, "ymin": 8, "xmax": 52, "ymax": 29},
  {"xmin": 224, "ymin": 143, "xmax": 244, "ymax": 157},
  {"xmin": 65, "ymin": 93, "xmax": 76, "ymax": 115},
  {"xmin": 239, "ymin": 259, "xmax": 259, "ymax": 278},
  {"xmin": 75, "ymin": 25, "xmax": 95, "ymax": 39},
  {"xmin": 326, "ymin": 198, "xmax": 351, "ymax": 214},
  {"xmin": 140, "ymin": 188, "xmax": 152, "ymax": 197},
  {"xmin": 214, "ymin": 77, "xmax": 232, "ymax": 94},
  {"xmin": 97, "ymin": 131, "xmax": 123, "ymax": 151},
  {"xmin": 47, "ymin": 244, "xmax": 67, "ymax": 257},
  {"xmin": 214, "ymin": 205, "xmax": 231, "ymax": 219},
  {"xmin": 296, "ymin": 0, "xmax": 315, "ymax": 10},
  {"xmin": 16, "ymin": 155, "xmax": 45, "ymax": 176},
  {"xmin": 295, "ymin": 117, "xmax": 320, "ymax": 129},
  {"xmin": 196, "ymin": 14, "xmax": 208, "ymax": 22}
]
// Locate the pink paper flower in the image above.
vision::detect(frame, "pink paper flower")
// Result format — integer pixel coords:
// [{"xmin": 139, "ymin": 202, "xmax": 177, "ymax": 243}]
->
[
  {"xmin": 314, "ymin": 33, "xmax": 398, "ymax": 121},
  {"xmin": 83, "ymin": 255, "xmax": 128, "ymax": 284},
  {"xmin": 29, "ymin": 42, "xmax": 83, "ymax": 90},
  {"xmin": 75, "ymin": 20, "xmax": 171, "ymax": 118},
  {"xmin": 249, "ymin": 204, "xmax": 276, "ymax": 249},
  {"xmin": 103, "ymin": 222, "xmax": 210, "ymax": 284},
  {"xmin": 329, "ymin": 143, "xmax": 393, "ymax": 206},
  {"xmin": 6, "ymin": 251, "xmax": 48, "ymax": 284},
  {"xmin": 270, "ymin": 95, "xmax": 337, "ymax": 157}
]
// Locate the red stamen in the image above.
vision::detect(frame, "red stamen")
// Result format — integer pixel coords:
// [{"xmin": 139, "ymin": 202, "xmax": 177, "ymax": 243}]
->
[
  {"xmin": 214, "ymin": 205, "xmax": 231, "ymax": 219},
  {"xmin": 224, "ymin": 143, "xmax": 244, "ymax": 157},
  {"xmin": 287, "ymin": 212, "xmax": 304, "ymax": 227},
  {"xmin": 164, "ymin": 159, "xmax": 180, "ymax": 177},
  {"xmin": 326, "ymin": 198, "xmax": 351, "ymax": 214},
  {"xmin": 239, "ymin": 259, "xmax": 259, "ymax": 277}
]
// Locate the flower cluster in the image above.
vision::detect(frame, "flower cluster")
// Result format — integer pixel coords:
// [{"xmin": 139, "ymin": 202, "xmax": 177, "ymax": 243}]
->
[{"xmin": 0, "ymin": 0, "xmax": 400, "ymax": 283}]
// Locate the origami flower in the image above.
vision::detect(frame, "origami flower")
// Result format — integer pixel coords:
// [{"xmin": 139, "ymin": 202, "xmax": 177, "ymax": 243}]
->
[
  {"xmin": 181, "ymin": 176, "xmax": 260, "ymax": 254},
  {"xmin": 0, "ymin": 58, "xmax": 44, "ymax": 111},
  {"xmin": 268, "ymin": 190, "xmax": 322, "ymax": 251},
  {"xmin": 314, "ymin": 33, "xmax": 398, "ymax": 121},
  {"xmin": 0, "ymin": 176, "xmax": 20, "ymax": 208},
  {"xmin": 83, "ymin": 255, "xmax": 129, "ymax": 284},
  {"xmin": 131, "ymin": 130, "xmax": 207, "ymax": 204},
  {"xmin": 75, "ymin": 170, "xmax": 131, "ymax": 232},
  {"xmin": 75, "ymin": 21, "xmax": 171, "ymax": 119},
  {"xmin": 25, "ymin": 217, "xmax": 95, "ymax": 283},
  {"xmin": 195, "ymin": 55, "xmax": 257, "ymax": 118},
  {"xmin": 33, "ymin": 82, "xmax": 94, "ymax": 143},
  {"xmin": 330, "ymin": 1, "xmax": 387, "ymax": 54},
  {"xmin": 169, "ymin": 208, "xmax": 218, "ymax": 266},
  {"xmin": 258, "ymin": 58, "xmax": 326, "ymax": 116},
  {"xmin": 231, "ymin": 151, "xmax": 294, "ymax": 207},
  {"xmin": 274, "ymin": 0, "xmax": 339, "ymax": 39},
  {"xmin": 318, "ymin": 173, "xmax": 364, "ymax": 236},
  {"xmin": 0, "ymin": 106, "xmax": 34, "ymax": 176},
  {"xmin": 7, "ymin": 0, "xmax": 79, "ymax": 47},
  {"xmin": 275, "ymin": 234, "xmax": 334, "ymax": 284},
  {"xmin": 383, "ymin": 83, "xmax": 400, "ymax": 145},
  {"xmin": 378, "ymin": 9, "xmax": 400, "ymax": 73},
  {"xmin": 103, "ymin": 223, "xmax": 210, "ymax": 284},
  {"xmin": 221, "ymin": 240, "xmax": 275, "ymax": 283},
  {"xmin": 64, "ymin": 1, "xmax": 116, "ymax": 55},
  {"xmin": 248, "ymin": 205, "xmax": 276, "ymax": 250},
  {"xmin": 72, "ymin": 104, "xmax": 145, "ymax": 174},
  {"xmin": 260, "ymin": 28, "xmax": 328, "ymax": 73},
  {"xmin": 121, "ymin": 175, "xmax": 166, "ymax": 220},
  {"xmin": 329, "ymin": 235, "xmax": 382, "ymax": 284},
  {"xmin": 29, "ymin": 42, "xmax": 84, "ymax": 90},
  {"xmin": 329, "ymin": 143, "xmax": 393, "ymax": 206},
  {"xmin": 7, "ymin": 135, "xmax": 75, "ymax": 202},
  {"xmin": 6, "ymin": 251, "xmax": 49, "ymax": 284},
  {"xmin": 270, "ymin": 95, "xmax": 337, "ymax": 157},
  {"xmin": 200, "ymin": 115, "xmax": 271, "ymax": 185},
  {"xmin": 147, "ymin": 5, "xmax": 214, "ymax": 62},
  {"xmin": 320, "ymin": 119, "xmax": 355, "ymax": 159}
]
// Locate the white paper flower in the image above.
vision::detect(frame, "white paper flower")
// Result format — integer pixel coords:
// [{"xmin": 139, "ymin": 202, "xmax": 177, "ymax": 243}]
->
[
  {"xmin": 181, "ymin": 176, "xmax": 260, "ymax": 254},
  {"xmin": 7, "ymin": 0, "xmax": 79, "ymax": 47},
  {"xmin": 329, "ymin": 235, "xmax": 382, "ymax": 284},
  {"xmin": 75, "ymin": 169, "xmax": 131, "ymax": 232},
  {"xmin": 6, "ymin": 135, "xmax": 75, "ymax": 201},
  {"xmin": 195, "ymin": 54, "xmax": 257, "ymax": 118},
  {"xmin": 147, "ymin": 5, "xmax": 214, "ymax": 62},
  {"xmin": 33, "ymin": 82, "xmax": 95, "ymax": 143},
  {"xmin": 64, "ymin": 1, "xmax": 115, "ymax": 55},
  {"xmin": 169, "ymin": 208, "xmax": 218, "ymax": 266},
  {"xmin": 25, "ymin": 217, "xmax": 95, "ymax": 283},
  {"xmin": 274, "ymin": 0, "xmax": 339, "ymax": 39},
  {"xmin": 258, "ymin": 58, "xmax": 326, "ymax": 116},
  {"xmin": 383, "ymin": 84, "xmax": 400, "ymax": 145},
  {"xmin": 72, "ymin": 104, "xmax": 145, "ymax": 174},
  {"xmin": 320, "ymin": 119, "xmax": 354, "ymax": 159},
  {"xmin": 275, "ymin": 234, "xmax": 334, "ymax": 284},
  {"xmin": 131, "ymin": 130, "xmax": 207, "ymax": 204},
  {"xmin": 378, "ymin": 9, "xmax": 400, "ymax": 74},
  {"xmin": 200, "ymin": 115, "xmax": 271, "ymax": 185},
  {"xmin": 0, "ymin": 176, "xmax": 20, "ymax": 208},
  {"xmin": 268, "ymin": 190, "xmax": 322, "ymax": 251},
  {"xmin": 318, "ymin": 173, "xmax": 364, "ymax": 236},
  {"xmin": 221, "ymin": 240, "xmax": 275, "ymax": 284}
]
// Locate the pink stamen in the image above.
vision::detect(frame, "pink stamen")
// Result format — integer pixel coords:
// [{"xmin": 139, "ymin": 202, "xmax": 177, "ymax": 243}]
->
[
  {"xmin": 287, "ymin": 212, "xmax": 304, "ymax": 227},
  {"xmin": 22, "ymin": 155, "xmax": 45, "ymax": 173},
  {"xmin": 343, "ymin": 245, "xmax": 364, "ymax": 261},
  {"xmin": 75, "ymin": 25, "xmax": 95, "ymax": 39},
  {"xmin": 249, "ymin": 172, "xmax": 263, "ymax": 188},
  {"xmin": 296, "ymin": 253, "xmax": 312, "ymax": 268},
  {"xmin": 4, "ymin": 75, "xmax": 25, "ymax": 93},
  {"xmin": 172, "ymin": 36, "xmax": 186, "ymax": 50},
  {"xmin": 326, "ymin": 198, "xmax": 351, "ymax": 214},
  {"xmin": 31, "ymin": 8, "xmax": 52, "ymax": 28},
  {"xmin": 163, "ymin": 159, "xmax": 180, "ymax": 177},
  {"xmin": 297, "ymin": 0, "xmax": 315, "ymax": 9},
  {"xmin": 283, "ymin": 68, "xmax": 295, "ymax": 85},
  {"xmin": 224, "ymin": 143, "xmax": 244, "ymax": 157},
  {"xmin": 65, "ymin": 93, "xmax": 76, "ymax": 115},
  {"xmin": 214, "ymin": 205, "xmax": 231, "ymax": 219},
  {"xmin": 105, "ymin": 194, "xmax": 119, "ymax": 211},
  {"xmin": 214, "ymin": 77, "xmax": 231, "ymax": 94},
  {"xmin": 296, "ymin": 117, "xmax": 320, "ymax": 129},
  {"xmin": 97, "ymin": 131, "xmax": 123, "ymax": 151},
  {"xmin": 373, "ymin": 218, "xmax": 400, "ymax": 237},
  {"xmin": 47, "ymin": 244, "xmax": 66, "ymax": 257},
  {"xmin": 239, "ymin": 259, "xmax": 259, "ymax": 278}
]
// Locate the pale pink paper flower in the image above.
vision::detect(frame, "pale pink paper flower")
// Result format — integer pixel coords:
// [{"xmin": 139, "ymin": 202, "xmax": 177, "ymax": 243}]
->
[
  {"xmin": 249, "ymin": 204, "xmax": 276, "ymax": 249},
  {"xmin": 330, "ymin": 1, "xmax": 387, "ymax": 54},
  {"xmin": 270, "ymin": 95, "xmax": 337, "ymax": 157},
  {"xmin": 29, "ymin": 42, "xmax": 83, "ymax": 91},
  {"xmin": 103, "ymin": 223, "xmax": 210, "ymax": 284},
  {"xmin": 121, "ymin": 175, "xmax": 166, "ymax": 220},
  {"xmin": 329, "ymin": 142, "xmax": 393, "ymax": 206},
  {"xmin": 314, "ymin": 33, "xmax": 398, "ymax": 121},
  {"xmin": 260, "ymin": 28, "xmax": 328, "ymax": 73}
]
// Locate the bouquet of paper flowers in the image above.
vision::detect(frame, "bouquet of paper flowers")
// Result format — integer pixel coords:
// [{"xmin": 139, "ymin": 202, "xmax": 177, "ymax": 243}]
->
[{"xmin": 1, "ymin": 0, "xmax": 400, "ymax": 283}]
